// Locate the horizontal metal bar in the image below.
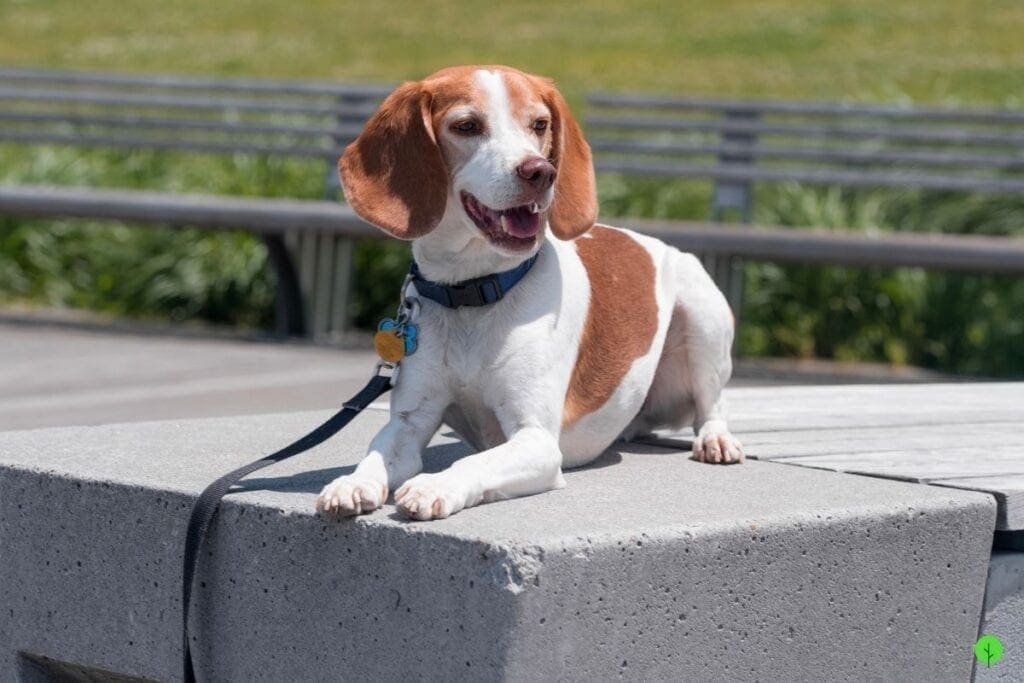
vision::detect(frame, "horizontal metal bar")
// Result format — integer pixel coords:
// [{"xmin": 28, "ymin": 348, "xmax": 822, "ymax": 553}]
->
[
  {"xmin": 0, "ymin": 87, "xmax": 381, "ymax": 116},
  {"xmin": 629, "ymin": 218, "xmax": 1024, "ymax": 274},
  {"xmin": 594, "ymin": 159, "xmax": 1024, "ymax": 193},
  {"xmin": 0, "ymin": 66, "xmax": 392, "ymax": 98},
  {"xmin": 3, "ymin": 184, "xmax": 1023, "ymax": 275},
  {"xmin": 0, "ymin": 110, "xmax": 362, "ymax": 139},
  {"xmin": 0, "ymin": 131, "xmax": 343, "ymax": 159},
  {"xmin": 589, "ymin": 138, "xmax": 1024, "ymax": 169},
  {"xmin": 0, "ymin": 185, "xmax": 380, "ymax": 236},
  {"xmin": 586, "ymin": 114, "xmax": 1024, "ymax": 147},
  {"xmin": 588, "ymin": 91, "xmax": 1024, "ymax": 125}
]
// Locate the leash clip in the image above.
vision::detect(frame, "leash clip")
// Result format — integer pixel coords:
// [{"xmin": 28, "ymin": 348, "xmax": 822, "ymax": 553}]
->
[{"xmin": 375, "ymin": 360, "xmax": 398, "ymax": 380}]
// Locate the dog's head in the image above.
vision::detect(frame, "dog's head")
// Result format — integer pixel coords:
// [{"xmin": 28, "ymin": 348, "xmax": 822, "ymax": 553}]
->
[{"xmin": 340, "ymin": 66, "xmax": 597, "ymax": 260}]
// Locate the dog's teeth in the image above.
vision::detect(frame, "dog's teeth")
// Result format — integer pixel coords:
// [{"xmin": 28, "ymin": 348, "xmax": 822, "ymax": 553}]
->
[
  {"xmin": 499, "ymin": 215, "xmax": 510, "ymax": 234},
  {"xmin": 529, "ymin": 202, "xmax": 539, "ymax": 214}
]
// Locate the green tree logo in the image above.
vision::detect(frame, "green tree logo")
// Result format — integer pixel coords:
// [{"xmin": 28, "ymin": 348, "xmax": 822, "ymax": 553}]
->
[{"xmin": 974, "ymin": 634, "xmax": 1004, "ymax": 667}]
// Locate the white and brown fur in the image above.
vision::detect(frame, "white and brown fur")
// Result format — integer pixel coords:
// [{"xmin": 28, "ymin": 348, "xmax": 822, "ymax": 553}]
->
[{"xmin": 317, "ymin": 65, "xmax": 743, "ymax": 521}]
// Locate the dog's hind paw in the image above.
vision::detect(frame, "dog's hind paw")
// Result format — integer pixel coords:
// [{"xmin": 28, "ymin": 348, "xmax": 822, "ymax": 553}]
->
[{"xmin": 316, "ymin": 475, "xmax": 388, "ymax": 516}]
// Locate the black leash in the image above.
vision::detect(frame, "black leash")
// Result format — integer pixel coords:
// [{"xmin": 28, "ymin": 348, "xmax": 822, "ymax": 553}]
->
[{"xmin": 181, "ymin": 371, "xmax": 393, "ymax": 683}]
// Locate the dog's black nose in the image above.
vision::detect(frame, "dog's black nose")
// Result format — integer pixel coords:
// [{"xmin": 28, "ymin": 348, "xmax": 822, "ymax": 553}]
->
[{"xmin": 516, "ymin": 157, "xmax": 556, "ymax": 190}]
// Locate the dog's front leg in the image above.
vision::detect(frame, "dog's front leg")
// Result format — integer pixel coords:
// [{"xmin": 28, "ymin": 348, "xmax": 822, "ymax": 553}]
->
[
  {"xmin": 395, "ymin": 426, "xmax": 565, "ymax": 520},
  {"xmin": 317, "ymin": 379, "xmax": 449, "ymax": 517}
]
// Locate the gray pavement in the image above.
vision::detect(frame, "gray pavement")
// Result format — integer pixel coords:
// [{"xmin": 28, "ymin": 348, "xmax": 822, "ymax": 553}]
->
[
  {"xmin": 0, "ymin": 317, "xmax": 379, "ymax": 431},
  {"xmin": 0, "ymin": 314, "xmax": 947, "ymax": 432}
]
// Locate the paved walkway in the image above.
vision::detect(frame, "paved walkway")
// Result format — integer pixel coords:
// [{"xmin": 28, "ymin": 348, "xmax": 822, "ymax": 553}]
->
[
  {"xmin": 0, "ymin": 314, "xmax": 945, "ymax": 432},
  {"xmin": 0, "ymin": 318, "xmax": 379, "ymax": 431}
]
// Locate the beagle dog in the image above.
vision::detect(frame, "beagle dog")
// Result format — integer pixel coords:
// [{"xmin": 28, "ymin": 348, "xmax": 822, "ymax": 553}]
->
[{"xmin": 316, "ymin": 65, "xmax": 743, "ymax": 521}]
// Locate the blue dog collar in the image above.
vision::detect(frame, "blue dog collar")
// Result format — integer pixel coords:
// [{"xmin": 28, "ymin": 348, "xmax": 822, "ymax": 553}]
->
[{"xmin": 409, "ymin": 253, "xmax": 539, "ymax": 309}]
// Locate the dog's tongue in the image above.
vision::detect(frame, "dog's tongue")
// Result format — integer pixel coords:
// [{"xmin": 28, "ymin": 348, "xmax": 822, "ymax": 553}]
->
[{"xmin": 501, "ymin": 206, "xmax": 541, "ymax": 238}]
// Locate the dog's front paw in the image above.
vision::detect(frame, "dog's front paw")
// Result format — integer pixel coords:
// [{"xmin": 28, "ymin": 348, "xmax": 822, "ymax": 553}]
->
[
  {"xmin": 394, "ymin": 474, "xmax": 467, "ymax": 521},
  {"xmin": 316, "ymin": 475, "xmax": 388, "ymax": 516},
  {"xmin": 692, "ymin": 423, "xmax": 745, "ymax": 465}
]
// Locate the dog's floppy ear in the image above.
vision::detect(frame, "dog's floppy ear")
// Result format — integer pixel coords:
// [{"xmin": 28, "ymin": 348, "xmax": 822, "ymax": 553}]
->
[
  {"xmin": 541, "ymin": 82, "xmax": 598, "ymax": 240},
  {"xmin": 339, "ymin": 81, "xmax": 448, "ymax": 239}
]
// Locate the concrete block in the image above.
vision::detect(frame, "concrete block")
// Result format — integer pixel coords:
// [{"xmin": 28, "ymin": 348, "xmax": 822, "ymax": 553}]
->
[
  {"xmin": 976, "ymin": 551, "xmax": 1024, "ymax": 681},
  {"xmin": 0, "ymin": 409, "xmax": 996, "ymax": 681}
]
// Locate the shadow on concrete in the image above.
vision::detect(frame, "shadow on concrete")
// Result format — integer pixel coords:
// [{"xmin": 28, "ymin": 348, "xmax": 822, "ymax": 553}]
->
[
  {"xmin": 233, "ymin": 441, "xmax": 476, "ymax": 495},
  {"xmin": 234, "ymin": 466, "xmax": 357, "ymax": 494},
  {"xmin": 233, "ymin": 433, "xmax": 675, "ymax": 497},
  {"xmin": 620, "ymin": 436, "xmax": 694, "ymax": 454}
]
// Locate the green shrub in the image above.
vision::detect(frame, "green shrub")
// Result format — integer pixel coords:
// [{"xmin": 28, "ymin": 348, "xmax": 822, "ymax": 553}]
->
[
  {"xmin": 2, "ymin": 143, "xmax": 1022, "ymax": 377},
  {"xmin": 0, "ymin": 144, "xmax": 325, "ymax": 328},
  {"xmin": 743, "ymin": 185, "xmax": 1024, "ymax": 377}
]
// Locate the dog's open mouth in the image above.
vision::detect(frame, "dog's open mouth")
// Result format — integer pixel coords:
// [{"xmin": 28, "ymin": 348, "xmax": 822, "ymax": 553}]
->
[{"xmin": 461, "ymin": 192, "xmax": 542, "ymax": 250}]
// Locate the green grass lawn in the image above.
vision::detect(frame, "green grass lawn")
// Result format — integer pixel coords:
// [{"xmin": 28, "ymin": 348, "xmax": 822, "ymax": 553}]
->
[
  {"xmin": 2, "ymin": 1, "xmax": 1023, "ymax": 376},
  {"xmin": 2, "ymin": 0, "xmax": 1023, "ymax": 106}
]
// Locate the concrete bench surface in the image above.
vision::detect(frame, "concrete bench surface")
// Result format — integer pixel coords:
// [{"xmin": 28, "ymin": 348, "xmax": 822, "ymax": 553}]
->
[
  {"xmin": 711, "ymin": 382, "xmax": 1024, "ymax": 532},
  {"xmin": 0, "ymin": 396, "xmax": 999, "ymax": 681}
]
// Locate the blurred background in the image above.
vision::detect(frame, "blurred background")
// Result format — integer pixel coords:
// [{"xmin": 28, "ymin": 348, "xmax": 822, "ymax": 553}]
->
[{"xmin": 2, "ymin": 0, "xmax": 1023, "ymax": 430}]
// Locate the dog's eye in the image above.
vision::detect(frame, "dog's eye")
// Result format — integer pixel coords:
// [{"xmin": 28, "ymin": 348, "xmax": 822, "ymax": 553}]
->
[
  {"xmin": 451, "ymin": 119, "xmax": 482, "ymax": 135},
  {"xmin": 532, "ymin": 119, "xmax": 549, "ymax": 134}
]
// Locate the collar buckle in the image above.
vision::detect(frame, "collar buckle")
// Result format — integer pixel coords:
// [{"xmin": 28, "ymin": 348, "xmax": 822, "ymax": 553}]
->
[{"xmin": 446, "ymin": 279, "xmax": 502, "ymax": 308}]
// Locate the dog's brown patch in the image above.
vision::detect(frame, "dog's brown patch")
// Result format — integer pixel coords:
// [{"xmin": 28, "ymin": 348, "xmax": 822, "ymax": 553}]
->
[{"xmin": 563, "ymin": 225, "xmax": 658, "ymax": 427}]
